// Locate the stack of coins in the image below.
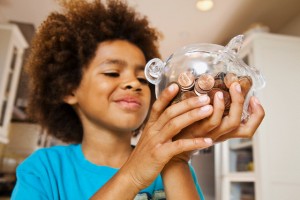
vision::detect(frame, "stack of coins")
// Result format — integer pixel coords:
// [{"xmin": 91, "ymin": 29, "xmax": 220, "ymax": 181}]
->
[{"xmin": 170, "ymin": 71, "xmax": 253, "ymax": 117}]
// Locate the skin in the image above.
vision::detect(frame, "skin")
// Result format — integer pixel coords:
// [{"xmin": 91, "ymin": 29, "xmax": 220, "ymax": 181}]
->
[{"xmin": 65, "ymin": 39, "xmax": 265, "ymax": 199}]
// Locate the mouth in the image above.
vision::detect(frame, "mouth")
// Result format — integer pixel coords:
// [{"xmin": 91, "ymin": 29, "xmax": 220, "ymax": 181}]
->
[{"xmin": 114, "ymin": 97, "xmax": 142, "ymax": 111}]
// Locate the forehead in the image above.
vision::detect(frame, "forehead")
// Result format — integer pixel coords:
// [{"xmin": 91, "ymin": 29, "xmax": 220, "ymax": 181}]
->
[{"xmin": 95, "ymin": 40, "xmax": 146, "ymax": 63}]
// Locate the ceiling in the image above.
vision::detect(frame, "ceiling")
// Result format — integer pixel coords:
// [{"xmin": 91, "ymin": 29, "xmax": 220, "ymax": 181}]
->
[{"xmin": 1, "ymin": 0, "xmax": 300, "ymax": 58}]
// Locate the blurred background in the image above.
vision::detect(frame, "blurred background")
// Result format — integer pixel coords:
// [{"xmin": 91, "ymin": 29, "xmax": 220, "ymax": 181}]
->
[{"xmin": 0, "ymin": 0, "xmax": 300, "ymax": 199}]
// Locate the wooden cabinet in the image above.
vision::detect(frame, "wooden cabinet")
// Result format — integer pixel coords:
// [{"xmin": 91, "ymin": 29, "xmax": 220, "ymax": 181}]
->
[
  {"xmin": 217, "ymin": 32, "xmax": 300, "ymax": 200},
  {"xmin": 0, "ymin": 24, "xmax": 28, "ymax": 143}
]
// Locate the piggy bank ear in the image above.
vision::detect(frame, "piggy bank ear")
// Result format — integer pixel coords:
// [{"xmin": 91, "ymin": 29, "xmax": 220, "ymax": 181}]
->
[
  {"xmin": 144, "ymin": 58, "xmax": 164, "ymax": 85},
  {"xmin": 225, "ymin": 34, "xmax": 245, "ymax": 54}
]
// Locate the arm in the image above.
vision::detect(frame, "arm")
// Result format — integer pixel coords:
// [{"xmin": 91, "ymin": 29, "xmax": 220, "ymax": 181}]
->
[
  {"xmin": 91, "ymin": 83, "xmax": 214, "ymax": 199},
  {"xmin": 161, "ymin": 160, "xmax": 203, "ymax": 200},
  {"xmin": 90, "ymin": 169, "xmax": 140, "ymax": 200}
]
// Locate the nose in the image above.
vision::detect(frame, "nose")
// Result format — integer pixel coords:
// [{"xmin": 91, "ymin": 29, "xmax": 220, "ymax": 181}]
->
[{"xmin": 120, "ymin": 78, "xmax": 142, "ymax": 92}]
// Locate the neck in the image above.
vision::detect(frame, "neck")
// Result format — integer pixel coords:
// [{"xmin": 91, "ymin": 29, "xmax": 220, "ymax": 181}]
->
[{"xmin": 81, "ymin": 127, "xmax": 133, "ymax": 168}]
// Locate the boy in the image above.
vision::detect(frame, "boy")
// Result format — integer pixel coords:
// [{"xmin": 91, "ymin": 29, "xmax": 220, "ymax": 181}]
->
[{"xmin": 11, "ymin": 0, "xmax": 264, "ymax": 199}]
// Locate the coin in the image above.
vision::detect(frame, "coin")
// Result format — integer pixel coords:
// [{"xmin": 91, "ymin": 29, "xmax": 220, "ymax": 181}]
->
[
  {"xmin": 177, "ymin": 71, "xmax": 195, "ymax": 90},
  {"xmin": 215, "ymin": 72, "xmax": 226, "ymax": 80},
  {"xmin": 194, "ymin": 79, "xmax": 208, "ymax": 96},
  {"xmin": 224, "ymin": 72, "xmax": 238, "ymax": 88},
  {"xmin": 207, "ymin": 88, "xmax": 223, "ymax": 104},
  {"xmin": 223, "ymin": 90, "xmax": 231, "ymax": 110},
  {"xmin": 208, "ymin": 88, "xmax": 231, "ymax": 110},
  {"xmin": 238, "ymin": 76, "xmax": 253, "ymax": 97},
  {"xmin": 196, "ymin": 74, "xmax": 215, "ymax": 91},
  {"xmin": 181, "ymin": 91, "xmax": 197, "ymax": 100},
  {"xmin": 213, "ymin": 78, "xmax": 227, "ymax": 91}
]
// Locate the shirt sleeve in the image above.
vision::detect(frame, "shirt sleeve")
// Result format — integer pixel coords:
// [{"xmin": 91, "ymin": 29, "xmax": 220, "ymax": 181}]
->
[
  {"xmin": 11, "ymin": 149, "xmax": 52, "ymax": 200},
  {"xmin": 11, "ymin": 170, "xmax": 49, "ymax": 200}
]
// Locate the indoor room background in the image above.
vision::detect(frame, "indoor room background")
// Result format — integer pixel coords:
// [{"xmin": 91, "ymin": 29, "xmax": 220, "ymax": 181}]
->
[{"xmin": 0, "ymin": 0, "xmax": 300, "ymax": 199}]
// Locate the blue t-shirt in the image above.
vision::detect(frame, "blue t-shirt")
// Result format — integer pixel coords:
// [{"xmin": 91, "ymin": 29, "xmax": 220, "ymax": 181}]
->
[{"xmin": 11, "ymin": 144, "xmax": 204, "ymax": 200}]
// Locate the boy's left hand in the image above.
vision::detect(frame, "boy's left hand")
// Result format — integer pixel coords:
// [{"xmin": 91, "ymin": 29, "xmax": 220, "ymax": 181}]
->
[{"xmin": 167, "ymin": 82, "xmax": 265, "ymax": 163}]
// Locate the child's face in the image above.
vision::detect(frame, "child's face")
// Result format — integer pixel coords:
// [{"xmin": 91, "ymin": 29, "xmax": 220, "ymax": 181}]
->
[{"xmin": 67, "ymin": 40, "xmax": 151, "ymax": 133}]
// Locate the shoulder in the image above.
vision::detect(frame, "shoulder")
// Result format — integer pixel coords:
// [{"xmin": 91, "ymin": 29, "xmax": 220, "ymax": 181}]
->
[{"xmin": 17, "ymin": 144, "xmax": 78, "ymax": 172}]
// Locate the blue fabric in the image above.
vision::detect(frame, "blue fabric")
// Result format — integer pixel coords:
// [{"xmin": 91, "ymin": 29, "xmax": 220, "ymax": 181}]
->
[{"xmin": 11, "ymin": 144, "xmax": 204, "ymax": 200}]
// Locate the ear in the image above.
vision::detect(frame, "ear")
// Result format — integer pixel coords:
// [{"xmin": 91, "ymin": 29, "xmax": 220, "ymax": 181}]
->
[{"xmin": 63, "ymin": 92, "xmax": 78, "ymax": 105}]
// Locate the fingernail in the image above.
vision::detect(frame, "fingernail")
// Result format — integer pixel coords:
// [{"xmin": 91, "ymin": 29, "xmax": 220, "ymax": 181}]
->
[
  {"xmin": 204, "ymin": 138, "xmax": 213, "ymax": 145},
  {"xmin": 253, "ymin": 96, "xmax": 261, "ymax": 105},
  {"xmin": 200, "ymin": 105, "xmax": 211, "ymax": 112},
  {"xmin": 217, "ymin": 91, "xmax": 223, "ymax": 99},
  {"xmin": 235, "ymin": 83, "xmax": 241, "ymax": 93},
  {"xmin": 168, "ymin": 83, "xmax": 177, "ymax": 92},
  {"xmin": 198, "ymin": 95, "xmax": 208, "ymax": 103}
]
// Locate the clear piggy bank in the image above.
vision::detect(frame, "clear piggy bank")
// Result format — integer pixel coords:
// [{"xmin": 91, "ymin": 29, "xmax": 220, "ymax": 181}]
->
[{"xmin": 144, "ymin": 35, "xmax": 265, "ymax": 120}]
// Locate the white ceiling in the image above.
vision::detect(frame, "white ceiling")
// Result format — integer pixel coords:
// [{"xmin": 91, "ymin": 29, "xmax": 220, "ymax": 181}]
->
[{"xmin": 1, "ymin": 0, "xmax": 300, "ymax": 58}]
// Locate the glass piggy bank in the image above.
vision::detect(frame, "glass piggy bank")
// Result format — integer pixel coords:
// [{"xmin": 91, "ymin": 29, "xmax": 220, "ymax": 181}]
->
[{"xmin": 144, "ymin": 35, "xmax": 265, "ymax": 120}]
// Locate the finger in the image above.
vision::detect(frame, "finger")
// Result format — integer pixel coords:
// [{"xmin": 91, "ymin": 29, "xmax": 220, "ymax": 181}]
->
[
  {"xmin": 158, "ymin": 104, "xmax": 213, "ymax": 142},
  {"xmin": 201, "ymin": 91, "xmax": 225, "ymax": 132},
  {"xmin": 153, "ymin": 95, "xmax": 211, "ymax": 131},
  {"xmin": 206, "ymin": 82, "xmax": 245, "ymax": 140},
  {"xmin": 227, "ymin": 82, "xmax": 245, "ymax": 122},
  {"xmin": 148, "ymin": 83, "xmax": 179, "ymax": 123},
  {"xmin": 215, "ymin": 96, "xmax": 265, "ymax": 141},
  {"xmin": 160, "ymin": 138, "xmax": 213, "ymax": 160}
]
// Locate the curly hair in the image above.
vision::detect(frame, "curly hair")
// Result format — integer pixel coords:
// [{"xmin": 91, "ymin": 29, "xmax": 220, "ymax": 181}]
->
[{"xmin": 26, "ymin": 0, "xmax": 161, "ymax": 143}]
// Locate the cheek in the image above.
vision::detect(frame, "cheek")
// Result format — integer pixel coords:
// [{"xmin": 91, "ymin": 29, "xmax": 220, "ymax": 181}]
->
[{"xmin": 143, "ymin": 87, "xmax": 152, "ymax": 113}]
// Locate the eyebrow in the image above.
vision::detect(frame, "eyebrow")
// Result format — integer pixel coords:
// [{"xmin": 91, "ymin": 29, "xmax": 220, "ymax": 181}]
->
[{"xmin": 101, "ymin": 59, "xmax": 126, "ymax": 66}]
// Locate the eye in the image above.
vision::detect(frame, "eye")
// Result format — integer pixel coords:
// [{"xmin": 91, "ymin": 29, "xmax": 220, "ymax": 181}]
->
[
  {"xmin": 103, "ymin": 72, "xmax": 120, "ymax": 77},
  {"xmin": 137, "ymin": 77, "xmax": 149, "ymax": 85}
]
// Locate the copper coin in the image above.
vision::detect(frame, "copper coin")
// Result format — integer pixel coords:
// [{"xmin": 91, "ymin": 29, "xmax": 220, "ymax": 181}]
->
[
  {"xmin": 194, "ymin": 80, "xmax": 208, "ymax": 96},
  {"xmin": 196, "ymin": 74, "xmax": 215, "ymax": 91},
  {"xmin": 239, "ymin": 76, "xmax": 253, "ymax": 97},
  {"xmin": 181, "ymin": 91, "xmax": 197, "ymax": 100},
  {"xmin": 215, "ymin": 72, "xmax": 226, "ymax": 80},
  {"xmin": 223, "ymin": 90, "xmax": 231, "ymax": 110},
  {"xmin": 207, "ymin": 88, "xmax": 223, "ymax": 104},
  {"xmin": 224, "ymin": 72, "xmax": 238, "ymax": 88},
  {"xmin": 177, "ymin": 71, "xmax": 195, "ymax": 90},
  {"xmin": 213, "ymin": 78, "xmax": 227, "ymax": 91},
  {"xmin": 208, "ymin": 88, "xmax": 231, "ymax": 110}
]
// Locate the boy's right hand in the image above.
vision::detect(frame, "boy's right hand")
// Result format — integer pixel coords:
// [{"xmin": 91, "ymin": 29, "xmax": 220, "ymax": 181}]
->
[{"xmin": 121, "ymin": 83, "xmax": 214, "ymax": 190}]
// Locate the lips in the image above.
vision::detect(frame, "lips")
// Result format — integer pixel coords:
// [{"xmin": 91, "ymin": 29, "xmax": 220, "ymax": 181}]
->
[{"xmin": 114, "ymin": 96, "xmax": 142, "ymax": 111}]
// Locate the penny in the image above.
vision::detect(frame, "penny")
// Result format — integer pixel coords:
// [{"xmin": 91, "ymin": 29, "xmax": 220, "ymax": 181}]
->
[
  {"xmin": 181, "ymin": 91, "xmax": 197, "ymax": 100},
  {"xmin": 215, "ymin": 72, "xmax": 226, "ymax": 80},
  {"xmin": 239, "ymin": 76, "xmax": 253, "ymax": 97},
  {"xmin": 207, "ymin": 88, "xmax": 231, "ymax": 110},
  {"xmin": 213, "ymin": 78, "xmax": 227, "ymax": 91},
  {"xmin": 224, "ymin": 72, "xmax": 238, "ymax": 88},
  {"xmin": 194, "ymin": 79, "xmax": 209, "ymax": 96},
  {"xmin": 207, "ymin": 88, "xmax": 223, "ymax": 104},
  {"xmin": 196, "ymin": 74, "xmax": 215, "ymax": 91},
  {"xmin": 177, "ymin": 71, "xmax": 195, "ymax": 90},
  {"xmin": 223, "ymin": 90, "xmax": 231, "ymax": 110}
]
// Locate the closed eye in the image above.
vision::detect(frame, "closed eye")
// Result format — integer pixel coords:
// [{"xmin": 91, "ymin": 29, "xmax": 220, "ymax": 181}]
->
[
  {"xmin": 137, "ymin": 77, "xmax": 149, "ymax": 85},
  {"xmin": 103, "ymin": 72, "xmax": 119, "ymax": 77}
]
